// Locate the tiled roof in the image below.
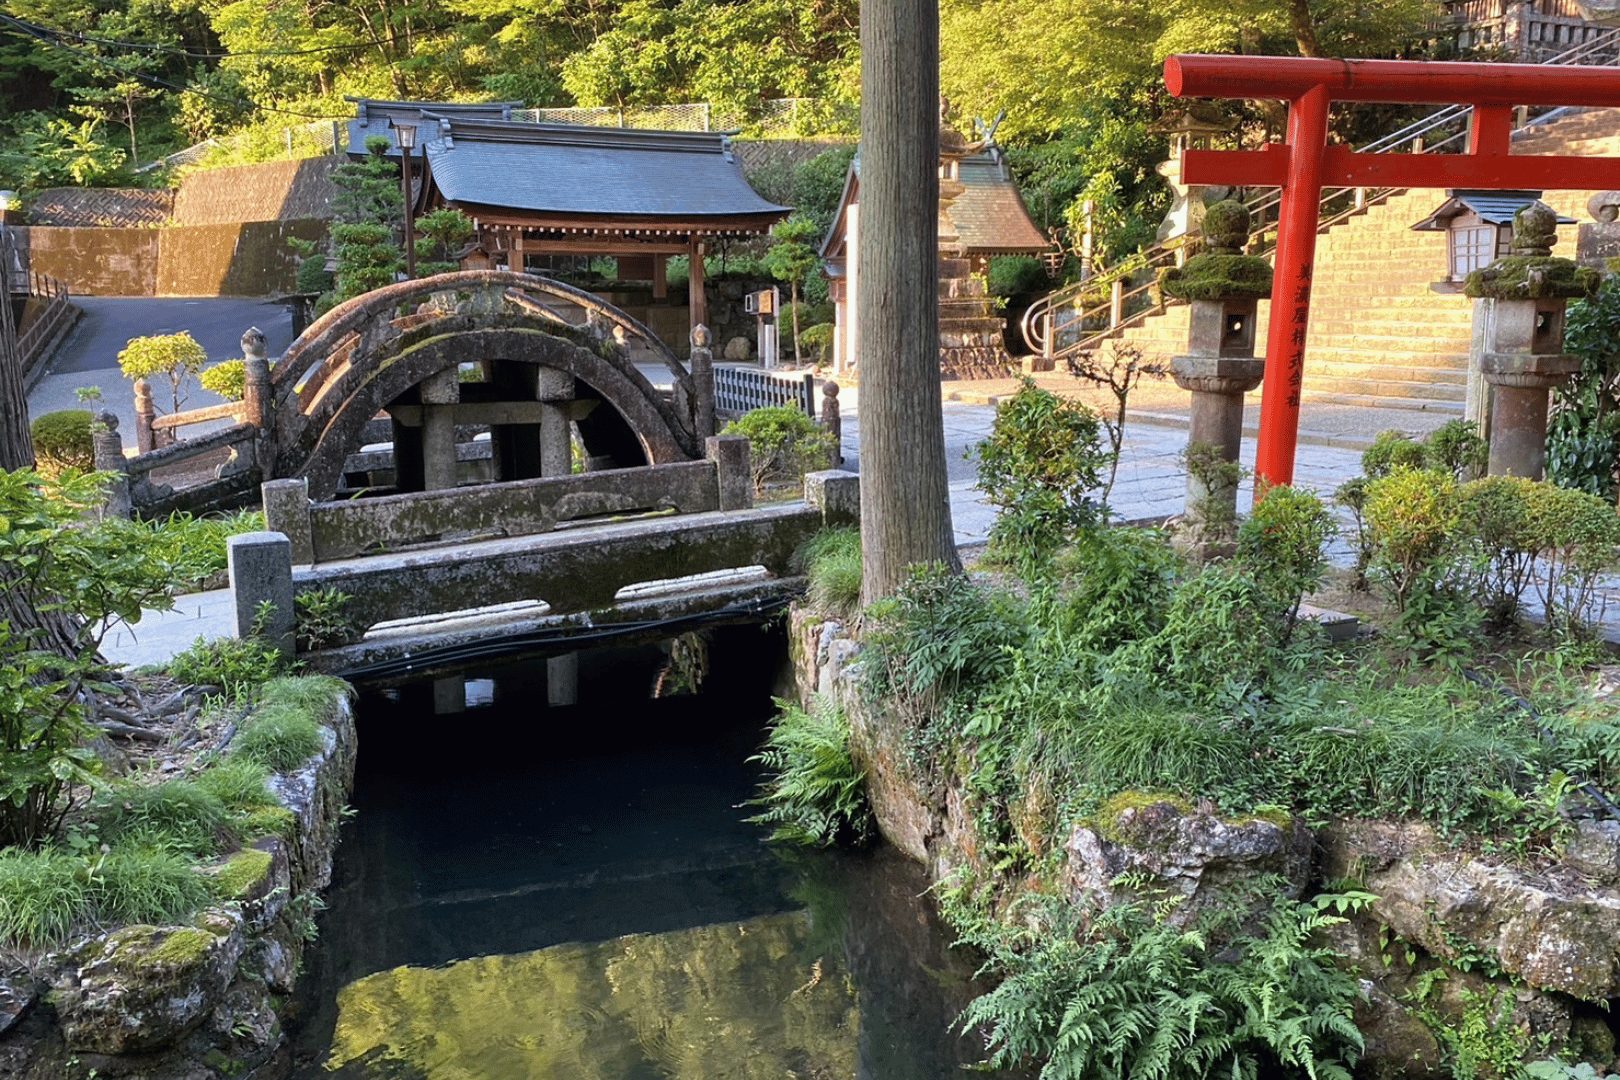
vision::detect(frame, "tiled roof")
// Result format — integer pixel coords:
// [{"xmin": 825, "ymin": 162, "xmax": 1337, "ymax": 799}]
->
[
  {"xmin": 422, "ymin": 118, "xmax": 790, "ymax": 220},
  {"xmin": 951, "ymin": 153, "xmax": 1050, "ymax": 254},
  {"xmin": 1411, "ymin": 189, "xmax": 1576, "ymax": 230},
  {"xmin": 821, "ymin": 148, "xmax": 1050, "ymax": 258},
  {"xmin": 346, "ymin": 99, "xmax": 520, "ymax": 158}
]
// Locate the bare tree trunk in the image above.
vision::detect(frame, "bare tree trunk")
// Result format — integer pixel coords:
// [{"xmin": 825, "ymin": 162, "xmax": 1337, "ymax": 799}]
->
[
  {"xmin": 858, "ymin": 0, "xmax": 962, "ymax": 603},
  {"xmin": 1290, "ymin": 0, "xmax": 1323, "ymax": 57},
  {"xmin": 0, "ymin": 228, "xmax": 82, "ymax": 658}
]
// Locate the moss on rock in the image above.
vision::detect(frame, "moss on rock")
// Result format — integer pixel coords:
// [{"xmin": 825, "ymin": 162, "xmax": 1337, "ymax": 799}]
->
[
  {"xmin": 1463, "ymin": 256, "xmax": 1601, "ymax": 300},
  {"xmin": 213, "ymin": 849, "xmax": 274, "ymax": 901},
  {"xmin": 1158, "ymin": 254, "xmax": 1274, "ymax": 301}
]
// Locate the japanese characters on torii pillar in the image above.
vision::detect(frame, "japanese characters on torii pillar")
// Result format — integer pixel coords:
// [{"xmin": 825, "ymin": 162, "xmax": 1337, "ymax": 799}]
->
[{"xmin": 1164, "ymin": 53, "xmax": 1620, "ymax": 490}]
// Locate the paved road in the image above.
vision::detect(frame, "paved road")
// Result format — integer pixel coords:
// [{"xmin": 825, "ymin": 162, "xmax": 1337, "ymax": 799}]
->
[{"xmin": 28, "ymin": 297, "xmax": 297, "ymax": 439}]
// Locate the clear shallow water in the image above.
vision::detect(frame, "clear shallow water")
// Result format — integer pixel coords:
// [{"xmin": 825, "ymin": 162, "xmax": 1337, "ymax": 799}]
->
[{"xmin": 289, "ymin": 628, "xmax": 1004, "ymax": 1079}]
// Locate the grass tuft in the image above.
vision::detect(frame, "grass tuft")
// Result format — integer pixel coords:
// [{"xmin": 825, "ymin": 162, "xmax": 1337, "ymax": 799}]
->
[
  {"xmin": 193, "ymin": 759, "xmax": 277, "ymax": 811},
  {"xmin": 102, "ymin": 779, "xmax": 230, "ymax": 857},
  {"xmin": 90, "ymin": 845, "xmax": 212, "ymax": 925},
  {"xmin": 0, "ymin": 848, "xmax": 87, "ymax": 947},
  {"xmin": 796, "ymin": 527, "xmax": 862, "ymax": 618}
]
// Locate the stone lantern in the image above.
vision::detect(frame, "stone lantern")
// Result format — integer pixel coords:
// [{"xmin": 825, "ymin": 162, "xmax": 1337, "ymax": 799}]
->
[
  {"xmin": 1158, "ymin": 200, "xmax": 1273, "ymax": 552},
  {"xmin": 1149, "ymin": 105, "xmax": 1238, "ymax": 247},
  {"xmin": 1464, "ymin": 201, "xmax": 1601, "ymax": 479}
]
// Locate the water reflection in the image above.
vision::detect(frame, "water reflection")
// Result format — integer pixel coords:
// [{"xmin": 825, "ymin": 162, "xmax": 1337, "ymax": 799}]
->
[{"xmin": 291, "ymin": 628, "xmax": 1008, "ymax": 1078}]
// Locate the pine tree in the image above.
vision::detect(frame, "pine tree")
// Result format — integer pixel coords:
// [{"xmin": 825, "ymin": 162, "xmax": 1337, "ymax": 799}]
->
[{"xmin": 329, "ymin": 136, "xmax": 404, "ymax": 304}]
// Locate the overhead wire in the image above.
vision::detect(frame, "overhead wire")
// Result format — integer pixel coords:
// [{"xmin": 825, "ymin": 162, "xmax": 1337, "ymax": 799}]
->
[{"xmin": 0, "ymin": 11, "xmax": 400, "ymax": 60}]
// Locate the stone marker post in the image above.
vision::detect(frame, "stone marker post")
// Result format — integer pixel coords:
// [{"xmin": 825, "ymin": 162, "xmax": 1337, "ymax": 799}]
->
[
  {"xmin": 92, "ymin": 411, "xmax": 131, "ymax": 520},
  {"xmin": 705, "ymin": 434, "xmax": 753, "ymax": 511},
  {"xmin": 227, "ymin": 532, "xmax": 296, "ymax": 657},
  {"xmin": 820, "ymin": 380, "xmax": 843, "ymax": 466},
  {"xmin": 261, "ymin": 478, "xmax": 314, "ymax": 566},
  {"xmin": 1157, "ymin": 200, "xmax": 1273, "ymax": 556},
  {"xmin": 1464, "ymin": 202, "xmax": 1598, "ymax": 480}
]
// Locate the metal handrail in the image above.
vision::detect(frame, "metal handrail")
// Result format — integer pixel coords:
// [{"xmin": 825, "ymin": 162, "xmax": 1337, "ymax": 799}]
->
[{"xmin": 1020, "ymin": 24, "xmax": 1620, "ymax": 362}]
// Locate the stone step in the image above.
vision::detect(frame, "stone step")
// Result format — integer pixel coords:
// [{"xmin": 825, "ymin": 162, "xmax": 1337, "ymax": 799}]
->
[
  {"xmin": 1302, "ymin": 389, "xmax": 1465, "ymax": 414},
  {"xmin": 1304, "ymin": 375, "xmax": 1466, "ymax": 402},
  {"xmin": 1306, "ymin": 360, "xmax": 1467, "ymax": 384}
]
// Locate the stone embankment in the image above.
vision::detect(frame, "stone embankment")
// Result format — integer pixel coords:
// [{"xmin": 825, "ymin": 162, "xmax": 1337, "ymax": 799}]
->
[
  {"xmin": 789, "ymin": 606, "xmax": 1620, "ymax": 1077},
  {"xmin": 0, "ymin": 685, "xmax": 357, "ymax": 1079}
]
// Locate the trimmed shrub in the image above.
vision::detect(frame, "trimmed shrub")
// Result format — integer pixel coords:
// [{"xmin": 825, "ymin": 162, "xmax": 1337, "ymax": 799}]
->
[
  {"xmin": 720, "ymin": 406, "xmax": 836, "ymax": 494},
  {"xmin": 1362, "ymin": 430, "xmax": 1426, "ymax": 478},
  {"xmin": 30, "ymin": 409, "xmax": 95, "ymax": 475},
  {"xmin": 1363, "ymin": 467, "xmax": 1460, "ymax": 610}
]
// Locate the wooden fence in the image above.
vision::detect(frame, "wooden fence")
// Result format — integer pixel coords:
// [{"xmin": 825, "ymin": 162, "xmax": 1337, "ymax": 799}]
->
[{"xmin": 14, "ymin": 271, "xmax": 76, "ymax": 387}]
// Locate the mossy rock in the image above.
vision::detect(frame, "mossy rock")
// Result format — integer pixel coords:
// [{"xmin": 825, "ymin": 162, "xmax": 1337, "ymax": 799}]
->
[
  {"xmin": 1158, "ymin": 253, "xmax": 1274, "ymax": 301},
  {"xmin": 1463, "ymin": 256, "xmax": 1601, "ymax": 300},
  {"xmin": 212, "ymin": 848, "xmax": 274, "ymax": 901},
  {"xmin": 237, "ymin": 805, "xmax": 297, "ymax": 841},
  {"xmin": 1090, "ymin": 790, "xmax": 1193, "ymax": 846},
  {"xmin": 55, "ymin": 913, "xmax": 245, "ymax": 1053}
]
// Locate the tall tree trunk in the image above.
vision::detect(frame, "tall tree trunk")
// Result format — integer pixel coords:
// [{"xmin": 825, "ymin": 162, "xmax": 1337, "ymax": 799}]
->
[
  {"xmin": 791, "ymin": 281, "xmax": 802, "ymax": 367},
  {"xmin": 1290, "ymin": 0, "xmax": 1323, "ymax": 57},
  {"xmin": 857, "ymin": 0, "xmax": 962, "ymax": 603},
  {"xmin": 0, "ymin": 227, "xmax": 82, "ymax": 658}
]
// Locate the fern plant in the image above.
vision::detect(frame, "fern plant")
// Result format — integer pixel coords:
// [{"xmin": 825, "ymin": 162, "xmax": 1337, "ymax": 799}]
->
[
  {"xmin": 956, "ymin": 891, "xmax": 1367, "ymax": 1080},
  {"xmin": 747, "ymin": 696, "xmax": 872, "ymax": 848}
]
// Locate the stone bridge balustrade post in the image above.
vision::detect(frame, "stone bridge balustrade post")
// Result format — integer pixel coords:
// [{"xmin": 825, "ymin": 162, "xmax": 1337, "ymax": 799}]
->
[
  {"xmin": 241, "ymin": 327, "xmax": 272, "ymax": 430},
  {"xmin": 820, "ymin": 380, "xmax": 843, "ymax": 466},
  {"xmin": 133, "ymin": 378, "xmax": 157, "ymax": 454},
  {"xmin": 262, "ymin": 478, "xmax": 314, "ymax": 566},
  {"xmin": 227, "ymin": 531, "xmax": 296, "ymax": 657},
  {"xmin": 705, "ymin": 434, "xmax": 753, "ymax": 511},
  {"xmin": 418, "ymin": 369, "xmax": 461, "ymax": 491},
  {"xmin": 92, "ymin": 411, "xmax": 132, "ymax": 519},
  {"xmin": 691, "ymin": 324, "xmax": 716, "ymax": 439},
  {"xmin": 1465, "ymin": 202, "xmax": 1595, "ymax": 480},
  {"xmin": 804, "ymin": 469, "xmax": 859, "ymax": 527}
]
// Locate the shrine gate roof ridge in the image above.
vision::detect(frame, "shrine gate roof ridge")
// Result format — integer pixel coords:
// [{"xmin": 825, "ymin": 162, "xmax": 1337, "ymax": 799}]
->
[{"xmin": 1166, "ymin": 54, "xmax": 1620, "ymax": 107}]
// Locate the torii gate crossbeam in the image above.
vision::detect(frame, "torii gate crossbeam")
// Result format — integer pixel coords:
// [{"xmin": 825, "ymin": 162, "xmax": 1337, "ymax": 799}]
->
[{"xmin": 1166, "ymin": 54, "xmax": 1620, "ymax": 488}]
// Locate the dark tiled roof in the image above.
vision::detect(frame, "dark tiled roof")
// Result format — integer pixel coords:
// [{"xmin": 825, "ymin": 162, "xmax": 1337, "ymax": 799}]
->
[
  {"xmin": 951, "ymin": 153, "xmax": 1050, "ymax": 253},
  {"xmin": 346, "ymin": 99, "xmax": 520, "ymax": 158},
  {"xmin": 1412, "ymin": 189, "xmax": 1576, "ymax": 230},
  {"xmin": 423, "ymin": 118, "xmax": 790, "ymax": 219}
]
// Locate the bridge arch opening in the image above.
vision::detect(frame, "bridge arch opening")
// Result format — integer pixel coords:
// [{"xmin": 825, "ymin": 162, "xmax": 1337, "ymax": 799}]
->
[{"xmin": 268, "ymin": 271, "xmax": 701, "ymax": 501}]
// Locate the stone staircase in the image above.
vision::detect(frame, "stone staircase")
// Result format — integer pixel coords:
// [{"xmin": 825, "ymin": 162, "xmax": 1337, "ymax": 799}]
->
[
  {"xmin": 1103, "ymin": 107, "xmax": 1620, "ymax": 415},
  {"xmin": 939, "ymin": 257, "xmax": 1016, "ymax": 380}
]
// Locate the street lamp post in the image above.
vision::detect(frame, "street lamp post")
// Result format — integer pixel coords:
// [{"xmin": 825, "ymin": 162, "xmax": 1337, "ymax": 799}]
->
[{"xmin": 395, "ymin": 122, "xmax": 418, "ymax": 278}]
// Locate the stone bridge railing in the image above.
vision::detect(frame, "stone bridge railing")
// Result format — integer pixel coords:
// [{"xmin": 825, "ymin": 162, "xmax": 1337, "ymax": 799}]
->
[{"xmin": 227, "ymin": 435, "xmax": 859, "ymax": 653}]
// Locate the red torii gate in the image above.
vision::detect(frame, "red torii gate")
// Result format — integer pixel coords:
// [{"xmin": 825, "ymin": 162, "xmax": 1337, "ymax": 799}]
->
[{"xmin": 1166, "ymin": 55, "xmax": 1620, "ymax": 488}]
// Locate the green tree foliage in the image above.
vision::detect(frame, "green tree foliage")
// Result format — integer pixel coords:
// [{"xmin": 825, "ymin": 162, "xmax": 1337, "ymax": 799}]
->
[
  {"xmin": 330, "ymin": 136, "xmax": 404, "ymax": 303},
  {"xmin": 720, "ymin": 405, "xmax": 836, "ymax": 494},
  {"xmin": 413, "ymin": 207, "xmax": 475, "ymax": 277},
  {"xmin": 0, "ymin": 470, "xmax": 176, "ymax": 849},
  {"xmin": 116, "ymin": 331, "xmax": 209, "ymax": 416},
  {"xmin": 764, "ymin": 215, "xmax": 823, "ymax": 365}
]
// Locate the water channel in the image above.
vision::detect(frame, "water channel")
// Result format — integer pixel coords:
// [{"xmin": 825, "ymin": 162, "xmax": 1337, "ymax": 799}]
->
[{"xmin": 288, "ymin": 624, "xmax": 1004, "ymax": 1078}]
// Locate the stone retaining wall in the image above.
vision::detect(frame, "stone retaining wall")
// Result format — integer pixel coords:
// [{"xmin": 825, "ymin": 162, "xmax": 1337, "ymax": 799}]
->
[
  {"xmin": 0, "ymin": 683, "xmax": 358, "ymax": 1079},
  {"xmin": 788, "ymin": 605, "xmax": 1620, "ymax": 1077}
]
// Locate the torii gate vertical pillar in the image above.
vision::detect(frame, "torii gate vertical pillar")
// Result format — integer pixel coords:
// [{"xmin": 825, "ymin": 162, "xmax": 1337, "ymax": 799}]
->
[{"xmin": 1255, "ymin": 85, "xmax": 1329, "ymax": 489}]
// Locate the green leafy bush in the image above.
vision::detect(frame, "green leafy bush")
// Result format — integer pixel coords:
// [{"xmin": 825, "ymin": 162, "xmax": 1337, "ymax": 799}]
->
[
  {"xmin": 1522, "ymin": 481, "xmax": 1620, "ymax": 632},
  {"xmin": 797, "ymin": 322, "xmax": 835, "ymax": 365},
  {"xmin": 198, "ymin": 359, "xmax": 246, "ymax": 401},
  {"xmin": 795, "ymin": 528, "xmax": 861, "ymax": 618},
  {"xmin": 987, "ymin": 255, "xmax": 1050, "ymax": 299},
  {"xmin": 720, "ymin": 406, "xmax": 836, "ymax": 494},
  {"xmin": 747, "ymin": 696, "xmax": 871, "ymax": 848},
  {"xmin": 1362, "ymin": 430, "xmax": 1426, "ymax": 479},
  {"xmin": 295, "ymin": 588, "xmax": 363, "ymax": 652},
  {"xmin": 0, "ymin": 469, "xmax": 176, "ymax": 849},
  {"xmin": 1237, "ymin": 485, "xmax": 1335, "ymax": 635},
  {"xmin": 977, "ymin": 379, "xmax": 1108, "ymax": 569},
  {"xmin": 955, "ymin": 891, "xmax": 1365, "ymax": 1080},
  {"xmin": 1424, "ymin": 419, "xmax": 1488, "ymax": 481},
  {"xmin": 1456, "ymin": 475, "xmax": 1538, "ymax": 624},
  {"xmin": 169, "ymin": 631, "xmax": 286, "ymax": 698},
  {"xmin": 128, "ymin": 509, "xmax": 264, "ymax": 593},
  {"xmin": 1548, "ymin": 276, "xmax": 1620, "ymax": 498},
  {"xmin": 1049, "ymin": 527, "xmax": 1180, "ymax": 653},
  {"xmin": 1363, "ymin": 467, "xmax": 1461, "ymax": 611},
  {"xmin": 29, "ymin": 410, "xmax": 95, "ymax": 476}
]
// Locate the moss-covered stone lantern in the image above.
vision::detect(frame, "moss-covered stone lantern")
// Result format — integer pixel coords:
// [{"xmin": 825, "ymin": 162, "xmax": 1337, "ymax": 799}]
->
[
  {"xmin": 1158, "ymin": 200, "xmax": 1273, "ymax": 547},
  {"xmin": 1464, "ymin": 201, "xmax": 1602, "ymax": 479}
]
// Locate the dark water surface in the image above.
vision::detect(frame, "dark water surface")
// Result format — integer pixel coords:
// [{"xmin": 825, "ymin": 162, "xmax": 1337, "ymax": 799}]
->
[{"xmin": 289, "ymin": 626, "xmax": 1000, "ymax": 1079}]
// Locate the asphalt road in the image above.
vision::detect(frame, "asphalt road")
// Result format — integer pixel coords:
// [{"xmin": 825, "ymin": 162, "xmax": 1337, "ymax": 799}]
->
[{"xmin": 28, "ymin": 296, "xmax": 298, "ymax": 436}]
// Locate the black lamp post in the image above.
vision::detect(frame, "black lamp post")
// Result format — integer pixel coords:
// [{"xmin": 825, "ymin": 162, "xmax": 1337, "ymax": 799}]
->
[{"xmin": 395, "ymin": 121, "xmax": 418, "ymax": 278}]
